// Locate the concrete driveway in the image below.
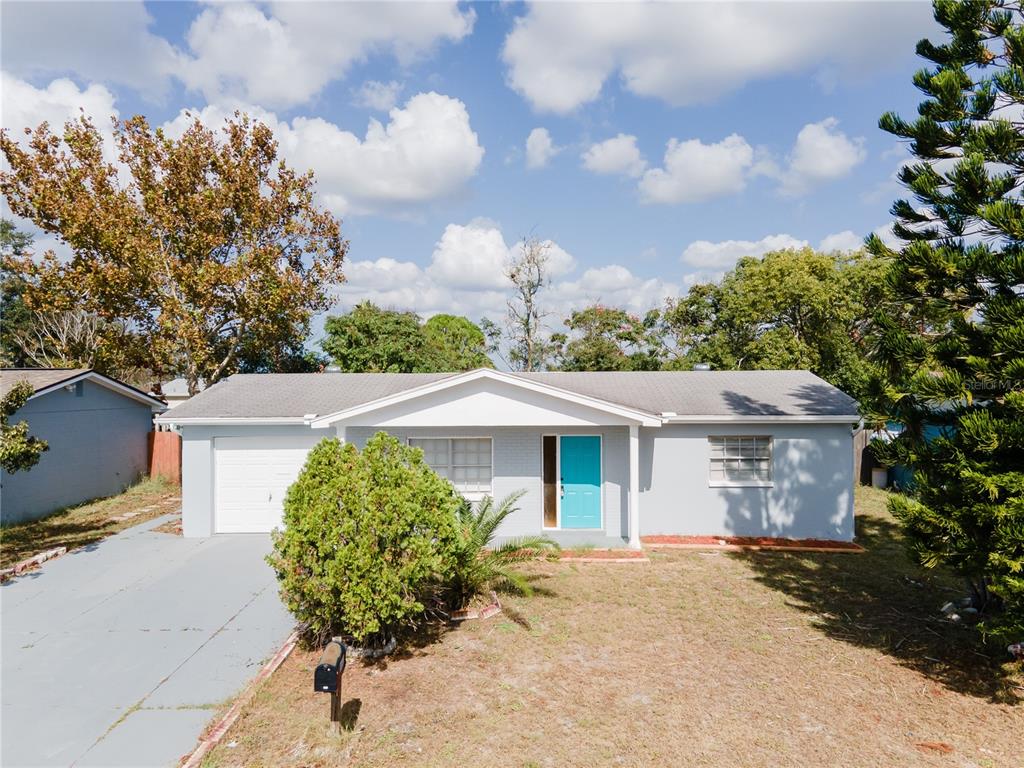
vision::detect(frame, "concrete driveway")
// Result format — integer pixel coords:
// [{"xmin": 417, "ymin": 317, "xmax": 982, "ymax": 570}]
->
[{"xmin": 1, "ymin": 514, "xmax": 294, "ymax": 768}]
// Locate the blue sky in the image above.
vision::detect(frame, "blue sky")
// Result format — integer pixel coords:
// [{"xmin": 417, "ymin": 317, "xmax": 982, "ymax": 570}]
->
[{"xmin": 0, "ymin": 1, "xmax": 938, "ymax": 337}]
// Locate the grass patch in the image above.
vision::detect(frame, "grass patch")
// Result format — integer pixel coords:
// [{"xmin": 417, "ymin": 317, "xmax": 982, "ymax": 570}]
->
[
  {"xmin": 0, "ymin": 477, "xmax": 180, "ymax": 568},
  {"xmin": 202, "ymin": 486, "xmax": 1023, "ymax": 768}
]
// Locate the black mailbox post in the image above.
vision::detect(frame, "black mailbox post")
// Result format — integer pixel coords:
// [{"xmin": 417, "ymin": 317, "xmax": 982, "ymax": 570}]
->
[{"xmin": 314, "ymin": 639, "xmax": 347, "ymax": 729}]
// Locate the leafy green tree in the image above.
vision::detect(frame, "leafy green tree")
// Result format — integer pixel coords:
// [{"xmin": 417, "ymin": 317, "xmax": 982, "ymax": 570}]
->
[
  {"xmin": 423, "ymin": 314, "xmax": 493, "ymax": 370},
  {"xmin": 0, "ymin": 220, "xmax": 34, "ymax": 367},
  {"xmin": 237, "ymin": 328, "xmax": 326, "ymax": 373},
  {"xmin": 0, "ymin": 380, "xmax": 48, "ymax": 473},
  {"xmin": 322, "ymin": 302, "xmax": 432, "ymax": 372},
  {"xmin": 322, "ymin": 302, "xmax": 492, "ymax": 372},
  {"xmin": 1, "ymin": 113, "xmax": 346, "ymax": 395},
  {"xmin": 268, "ymin": 433, "xmax": 462, "ymax": 646},
  {"xmin": 552, "ymin": 305, "xmax": 665, "ymax": 371},
  {"xmin": 447, "ymin": 491, "xmax": 558, "ymax": 608},
  {"xmin": 662, "ymin": 248, "xmax": 888, "ymax": 399},
  {"xmin": 865, "ymin": 0, "xmax": 1024, "ymax": 641}
]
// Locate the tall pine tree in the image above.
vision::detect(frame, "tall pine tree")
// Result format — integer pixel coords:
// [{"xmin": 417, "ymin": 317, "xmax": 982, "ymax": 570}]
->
[{"xmin": 867, "ymin": 0, "xmax": 1024, "ymax": 642}]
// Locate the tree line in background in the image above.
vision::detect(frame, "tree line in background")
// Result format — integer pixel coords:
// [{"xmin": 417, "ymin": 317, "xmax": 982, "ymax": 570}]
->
[
  {"xmin": 3, "ymin": 206, "xmax": 887, "ymax": 405},
  {"xmin": 1, "ymin": 0, "xmax": 1020, "ymax": 647},
  {"xmin": 315, "ymin": 242, "xmax": 889, "ymax": 407}
]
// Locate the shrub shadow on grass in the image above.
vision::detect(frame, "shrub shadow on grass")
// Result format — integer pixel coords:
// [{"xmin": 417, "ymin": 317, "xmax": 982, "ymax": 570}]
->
[
  {"xmin": 356, "ymin": 572, "xmax": 558, "ymax": 669},
  {"xmin": 732, "ymin": 510, "xmax": 1020, "ymax": 704}
]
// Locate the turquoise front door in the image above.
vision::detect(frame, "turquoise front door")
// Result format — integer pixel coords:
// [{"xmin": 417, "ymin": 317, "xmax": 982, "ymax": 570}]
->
[{"xmin": 559, "ymin": 435, "xmax": 602, "ymax": 529}]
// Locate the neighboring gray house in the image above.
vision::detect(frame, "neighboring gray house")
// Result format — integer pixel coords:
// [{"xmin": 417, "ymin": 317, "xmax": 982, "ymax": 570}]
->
[
  {"xmin": 153, "ymin": 377, "xmax": 204, "ymax": 409},
  {"xmin": 1, "ymin": 369, "xmax": 167, "ymax": 525},
  {"xmin": 157, "ymin": 369, "xmax": 861, "ymax": 546}
]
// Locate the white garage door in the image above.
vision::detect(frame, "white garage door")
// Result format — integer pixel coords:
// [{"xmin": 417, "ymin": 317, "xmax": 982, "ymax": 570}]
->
[{"xmin": 214, "ymin": 435, "xmax": 320, "ymax": 533}]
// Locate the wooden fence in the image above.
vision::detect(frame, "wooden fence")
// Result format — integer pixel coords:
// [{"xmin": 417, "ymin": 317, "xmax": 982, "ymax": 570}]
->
[
  {"xmin": 149, "ymin": 430, "xmax": 182, "ymax": 485},
  {"xmin": 853, "ymin": 427, "xmax": 874, "ymax": 486}
]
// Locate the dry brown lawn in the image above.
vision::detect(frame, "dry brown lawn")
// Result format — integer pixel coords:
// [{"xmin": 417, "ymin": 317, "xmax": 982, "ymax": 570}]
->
[
  {"xmin": 0, "ymin": 477, "xmax": 181, "ymax": 568},
  {"xmin": 203, "ymin": 487, "xmax": 1023, "ymax": 768}
]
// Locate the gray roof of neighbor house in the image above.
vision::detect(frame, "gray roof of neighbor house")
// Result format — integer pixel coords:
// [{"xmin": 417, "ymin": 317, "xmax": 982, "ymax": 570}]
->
[
  {"xmin": 0, "ymin": 368, "xmax": 166, "ymax": 410},
  {"xmin": 157, "ymin": 377, "xmax": 204, "ymax": 398},
  {"xmin": 161, "ymin": 369, "xmax": 859, "ymax": 421}
]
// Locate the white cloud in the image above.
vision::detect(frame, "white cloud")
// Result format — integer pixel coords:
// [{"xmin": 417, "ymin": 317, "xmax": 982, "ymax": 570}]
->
[
  {"xmin": 681, "ymin": 234, "xmax": 809, "ymax": 270},
  {"xmin": 1, "ymin": 2, "xmax": 474, "ymax": 110},
  {"xmin": 335, "ymin": 256, "xmax": 675, "ymax": 329},
  {"xmin": 635, "ymin": 119, "xmax": 864, "ymax": 204},
  {"xmin": 332, "ymin": 259, "xmax": 497, "ymax": 325},
  {"xmin": 525, "ymin": 127, "xmax": 560, "ymax": 169},
  {"xmin": 581, "ymin": 134, "xmax": 646, "ymax": 178},
  {"xmin": 549, "ymin": 265, "xmax": 679, "ymax": 316},
  {"xmin": 0, "ymin": 73, "xmax": 118, "ymax": 147},
  {"xmin": 819, "ymin": 230, "xmax": 864, "ymax": 252},
  {"xmin": 427, "ymin": 220, "xmax": 575, "ymax": 290},
  {"xmin": 0, "ymin": 1, "xmax": 179, "ymax": 98},
  {"xmin": 178, "ymin": 2, "xmax": 474, "ymax": 109},
  {"xmin": 640, "ymin": 134, "xmax": 753, "ymax": 204},
  {"xmin": 330, "ymin": 221, "xmax": 678, "ymax": 328},
  {"xmin": 429, "ymin": 222, "xmax": 517, "ymax": 290},
  {"xmin": 776, "ymin": 118, "xmax": 866, "ymax": 196},
  {"xmin": 502, "ymin": 2, "xmax": 935, "ymax": 113},
  {"xmin": 333, "ymin": 258, "xmax": 491, "ymax": 319},
  {"xmin": 353, "ymin": 80, "xmax": 403, "ymax": 111},
  {"xmin": 344, "ymin": 257, "xmax": 424, "ymax": 289},
  {"xmin": 163, "ymin": 92, "xmax": 484, "ymax": 215}
]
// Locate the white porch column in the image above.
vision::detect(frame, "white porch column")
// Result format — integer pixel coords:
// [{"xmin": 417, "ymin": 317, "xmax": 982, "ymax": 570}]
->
[{"xmin": 628, "ymin": 424, "xmax": 641, "ymax": 549}]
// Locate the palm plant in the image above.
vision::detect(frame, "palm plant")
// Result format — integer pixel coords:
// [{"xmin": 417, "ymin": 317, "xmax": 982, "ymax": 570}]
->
[{"xmin": 448, "ymin": 490, "xmax": 559, "ymax": 608}]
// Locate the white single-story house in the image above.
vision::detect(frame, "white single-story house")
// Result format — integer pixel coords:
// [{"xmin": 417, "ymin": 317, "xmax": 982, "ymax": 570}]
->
[{"xmin": 156, "ymin": 368, "xmax": 861, "ymax": 547}]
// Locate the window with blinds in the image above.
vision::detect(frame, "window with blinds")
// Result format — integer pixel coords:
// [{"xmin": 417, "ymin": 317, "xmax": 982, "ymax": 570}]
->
[
  {"xmin": 408, "ymin": 437, "xmax": 493, "ymax": 495},
  {"xmin": 708, "ymin": 436, "xmax": 772, "ymax": 485}
]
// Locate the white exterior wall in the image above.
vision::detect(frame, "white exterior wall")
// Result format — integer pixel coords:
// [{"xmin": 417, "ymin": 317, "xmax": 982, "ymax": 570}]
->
[
  {"xmin": 177, "ymin": 417, "xmax": 855, "ymax": 543},
  {"xmin": 343, "ymin": 426, "xmax": 630, "ymax": 542},
  {"xmin": 639, "ymin": 422, "xmax": 855, "ymax": 541}
]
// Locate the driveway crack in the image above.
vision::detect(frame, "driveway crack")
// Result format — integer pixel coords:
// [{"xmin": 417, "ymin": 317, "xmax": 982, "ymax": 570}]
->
[{"xmin": 70, "ymin": 583, "xmax": 272, "ymax": 766}]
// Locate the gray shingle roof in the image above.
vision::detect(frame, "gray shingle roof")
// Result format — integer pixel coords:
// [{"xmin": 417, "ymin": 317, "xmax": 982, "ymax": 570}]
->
[
  {"xmin": 162, "ymin": 369, "xmax": 859, "ymax": 421},
  {"xmin": 0, "ymin": 368, "xmax": 91, "ymax": 399}
]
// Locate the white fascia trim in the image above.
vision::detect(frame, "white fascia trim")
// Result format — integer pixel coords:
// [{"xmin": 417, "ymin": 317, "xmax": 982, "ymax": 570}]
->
[
  {"xmin": 30, "ymin": 371, "xmax": 167, "ymax": 412},
  {"xmin": 309, "ymin": 368, "xmax": 662, "ymax": 428},
  {"xmin": 664, "ymin": 414, "xmax": 861, "ymax": 424},
  {"xmin": 155, "ymin": 416, "xmax": 307, "ymax": 427}
]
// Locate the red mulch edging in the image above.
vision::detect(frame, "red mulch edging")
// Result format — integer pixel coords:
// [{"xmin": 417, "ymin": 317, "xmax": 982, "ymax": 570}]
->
[{"xmin": 641, "ymin": 535, "xmax": 864, "ymax": 553}]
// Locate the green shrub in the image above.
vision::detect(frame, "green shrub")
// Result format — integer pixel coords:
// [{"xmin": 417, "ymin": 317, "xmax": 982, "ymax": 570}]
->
[
  {"xmin": 267, "ymin": 432, "xmax": 462, "ymax": 646},
  {"xmin": 447, "ymin": 491, "xmax": 559, "ymax": 609}
]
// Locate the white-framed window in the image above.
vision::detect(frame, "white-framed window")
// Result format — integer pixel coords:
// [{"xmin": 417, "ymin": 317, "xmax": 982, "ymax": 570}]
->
[
  {"xmin": 408, "ymin": 437, "xmax": 493, "ymax": 496},
  {"xmin": 708, "ymin": 436, "xmax": 772, "ymax": 485}
]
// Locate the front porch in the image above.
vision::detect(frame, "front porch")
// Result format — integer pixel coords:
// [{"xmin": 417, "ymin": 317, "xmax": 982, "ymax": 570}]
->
[
  {"xmin": 496, "ymin": 531, "xmax": 632, "ymax": 549},
  {"xmin": 341, "ymin": 423, "xmax": 644, "ymax": 548}
]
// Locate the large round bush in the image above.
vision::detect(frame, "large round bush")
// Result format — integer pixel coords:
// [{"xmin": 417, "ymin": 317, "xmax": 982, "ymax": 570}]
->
[{"xmin": 268, "ymin": 432, "xmax": 462, "ymax": 646}]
